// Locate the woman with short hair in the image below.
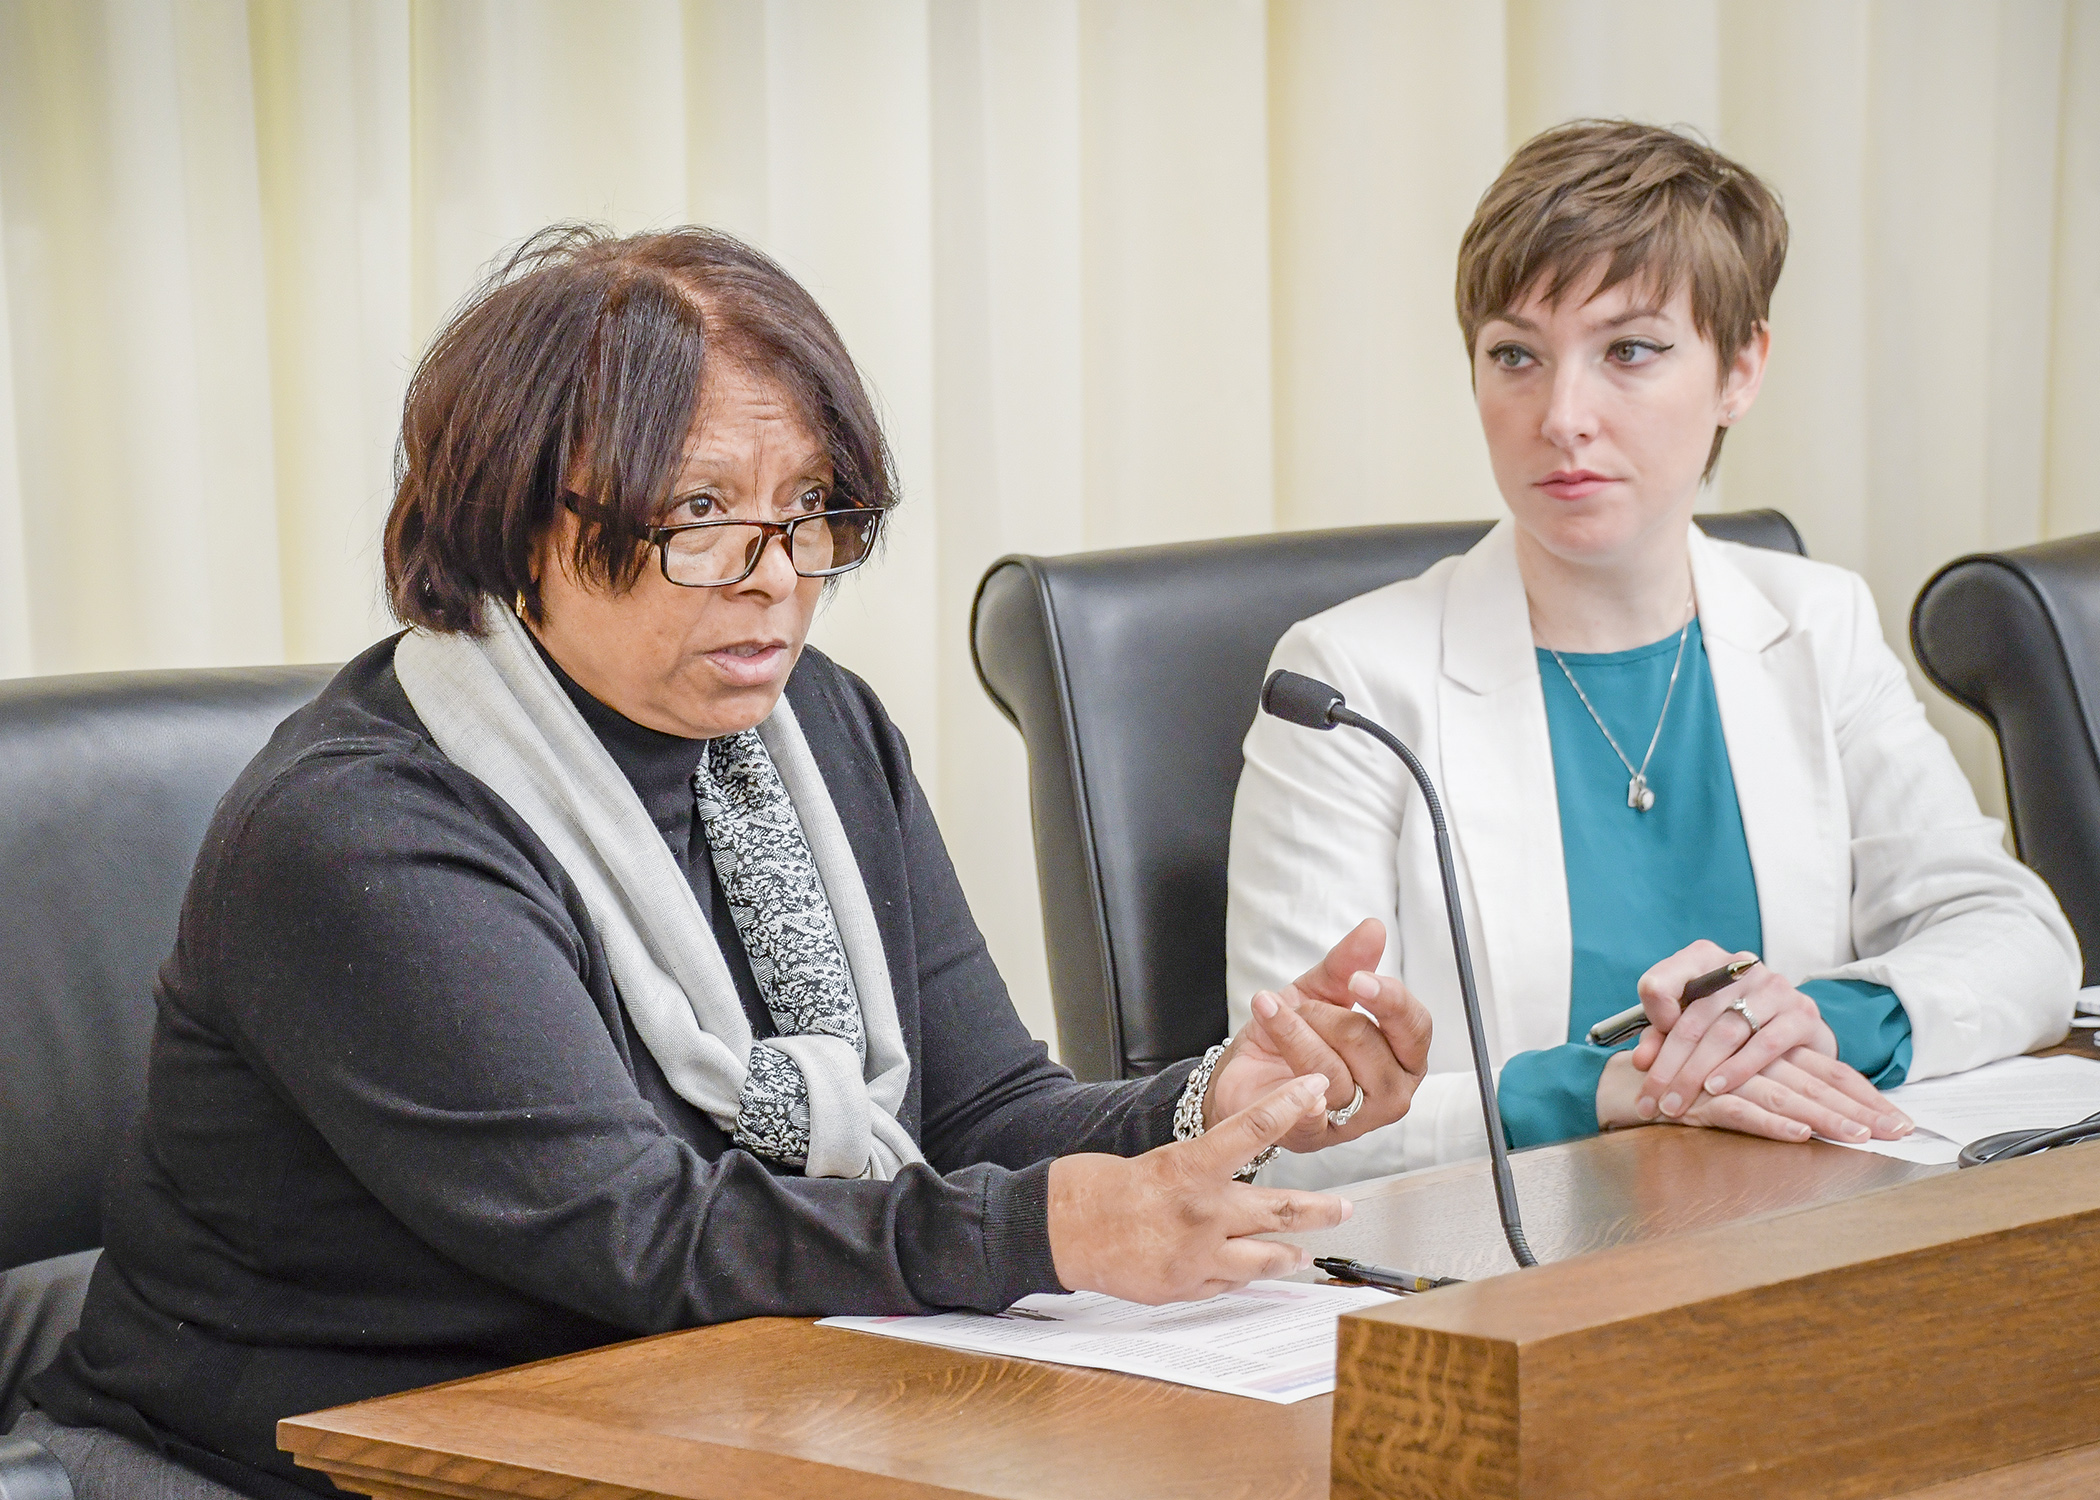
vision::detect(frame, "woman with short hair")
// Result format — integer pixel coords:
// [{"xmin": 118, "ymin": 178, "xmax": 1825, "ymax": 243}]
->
[
  {"xmin": 1227, "ymin": 121, "xmax": 2078, "ymax": 1186},
  {"xmin": 19, "ymin": 225, "xmax": 1431, "ymax": 1500}
]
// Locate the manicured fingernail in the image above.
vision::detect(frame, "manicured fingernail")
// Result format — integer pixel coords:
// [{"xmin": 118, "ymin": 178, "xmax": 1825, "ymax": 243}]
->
[
  {"xmin": 1348, "ymin": 971, "xmax": 1378, "ymax": 999},
  {"xmin": 1793, "ymin": 1124, "xmax": 1812, "ymax": 1140},
  {"xmin": 1253, "ymin": 991, "xmax": 1278, "ymax": 1018},
  {"xmin": 1337, "ymin": 1199, "xmax": 1354, "ymax": 1221},
  {"xmin": 1661, "ymin": 1093, "xmax": 1682, "ymax": 1117},
  {"xmin": 1843, "ymin": 1121, "xmax": 1869, "ymax": 1140},
  {"xmin": 1636, "ymin": 1095, "xmax": 1657, "ymax": 1120},
  {"xmin": 1705, "ymin": 1075, "xmax": 1726, "ymax": 1095},
  {"xmin": 1882, "ymin": 1115, "xmax": 1911, "ymax": 1135}
]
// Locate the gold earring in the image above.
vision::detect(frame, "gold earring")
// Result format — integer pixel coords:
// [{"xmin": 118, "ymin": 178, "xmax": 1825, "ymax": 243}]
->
[{"xmin": 513, "ymin": 592, "xmax": 528, "ymax": 621}]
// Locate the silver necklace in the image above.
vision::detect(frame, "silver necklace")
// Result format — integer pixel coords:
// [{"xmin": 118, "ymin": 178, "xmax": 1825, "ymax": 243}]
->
[{"xmin": 1546, "ymin": 597, "xmax": 1695, "ymax": 813}]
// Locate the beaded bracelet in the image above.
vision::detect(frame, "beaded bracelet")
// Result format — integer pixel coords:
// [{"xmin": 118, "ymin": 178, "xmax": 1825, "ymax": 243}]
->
[{"xmin": 1173, "ymin": 1043, "xmax": 1279, "ymax": 1183}]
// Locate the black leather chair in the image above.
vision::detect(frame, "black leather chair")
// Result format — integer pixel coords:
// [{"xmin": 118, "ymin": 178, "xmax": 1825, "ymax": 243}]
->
[
  {"xmin": 970, "ymin": 512, "xmax": 1807, "ymax": 1082},
  {"xmin": 1913, "ymin": 534, "xmax": 2100, "ymax": 986},
  {"xmin": 0, "ymin": 665, "xmax": 333, "ymax": 1443}
]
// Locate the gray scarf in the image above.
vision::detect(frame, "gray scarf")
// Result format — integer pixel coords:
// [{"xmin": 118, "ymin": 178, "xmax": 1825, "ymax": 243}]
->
[{"xmin": 393, "ymin": 605, "xmax": 922, "ymax": 1180}]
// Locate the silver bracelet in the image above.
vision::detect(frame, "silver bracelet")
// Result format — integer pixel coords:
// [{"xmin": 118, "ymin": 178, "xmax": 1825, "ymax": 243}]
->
[{"xmin": 1174, "ymin": 1043, "xmax": 1279, "ymax": 1183}]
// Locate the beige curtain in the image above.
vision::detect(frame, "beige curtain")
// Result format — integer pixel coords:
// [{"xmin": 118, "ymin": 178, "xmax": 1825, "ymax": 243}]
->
[{"xmin": 2, "ymin": 0, "xmax": 2094, "ymax": 1052}]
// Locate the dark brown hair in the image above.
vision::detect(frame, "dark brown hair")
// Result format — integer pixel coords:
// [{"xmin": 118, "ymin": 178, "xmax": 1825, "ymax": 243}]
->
[
  {"xmin": 385, "ymin": 224, "xmax": 896, "ymax": 633},
  {"xmin": 1456, "ymin": 120, "xmax": 1788, "ymax": 479}
]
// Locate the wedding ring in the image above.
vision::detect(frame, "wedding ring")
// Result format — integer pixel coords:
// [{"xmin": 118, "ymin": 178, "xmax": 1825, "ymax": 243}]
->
[
  {"xmin": 1327, "ymin": 1084, "xmax": 1366, "ymax": 1129},
  {"xmin": 1730, "ymin": 997, "xmax": 1763, "ymax": 1033}
]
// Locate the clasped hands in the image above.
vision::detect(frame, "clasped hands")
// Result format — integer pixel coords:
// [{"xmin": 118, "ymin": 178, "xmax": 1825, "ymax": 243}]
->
[
  {"xmin": 1597, "ymin": 938, "xmax": 1912, "ymax": 1144},
  {"xmin": 1048, "ymin": 918, "xmax": 1430, "ymax": 1305}
]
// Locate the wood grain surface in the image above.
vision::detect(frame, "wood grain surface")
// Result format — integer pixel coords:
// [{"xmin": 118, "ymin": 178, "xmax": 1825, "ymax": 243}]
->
[{"xmin": 278, "ymin": 1121, "xmax": 2099, "ymax": 1500}]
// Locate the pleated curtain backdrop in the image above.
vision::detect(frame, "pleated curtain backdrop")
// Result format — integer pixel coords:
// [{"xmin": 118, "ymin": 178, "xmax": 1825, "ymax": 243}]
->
[{"xmin": 2, "ymin": 0, "xmax": 2095, "ymax": 1051}]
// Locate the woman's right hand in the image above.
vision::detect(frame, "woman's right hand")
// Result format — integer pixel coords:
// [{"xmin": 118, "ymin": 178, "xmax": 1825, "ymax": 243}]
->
[
  {"xmin": 1597, "ymin": 1046, "xmax": 1901, "ymax": 1142},
  {"xmin": 1047, "ymin": 1075, "xmax": 1353, "ymax": 1304}
]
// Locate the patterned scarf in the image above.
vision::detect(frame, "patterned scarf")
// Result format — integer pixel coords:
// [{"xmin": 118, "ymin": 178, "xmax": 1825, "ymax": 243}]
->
[{"xmin": 696, "ymin": 731, "xmax": 865, "ymax": 1167}]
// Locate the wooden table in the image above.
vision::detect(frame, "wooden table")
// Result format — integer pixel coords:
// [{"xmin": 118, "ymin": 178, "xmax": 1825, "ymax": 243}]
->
[{"xmin": 280, "ymin": 1114, "xmax": 2100, "ymax": 1500}]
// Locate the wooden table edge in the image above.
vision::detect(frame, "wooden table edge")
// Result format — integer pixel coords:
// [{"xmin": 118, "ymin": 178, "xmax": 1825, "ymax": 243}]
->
[{"xmin": 281, "ymin": 1387, "xmax": 1001, "ymax": 1500}]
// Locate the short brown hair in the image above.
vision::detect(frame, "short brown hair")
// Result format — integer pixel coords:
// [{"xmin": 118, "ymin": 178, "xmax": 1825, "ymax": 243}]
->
[
  {"xmin": 385, "ymin": 224, "xmax": 896, "ymax": 634},
  {"xmin": 1455, "ymin": 120, "xmax": 1788, "ymax": 478}
]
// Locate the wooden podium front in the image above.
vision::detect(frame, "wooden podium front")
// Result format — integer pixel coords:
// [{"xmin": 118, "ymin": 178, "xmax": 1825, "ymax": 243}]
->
[
  {"xmin": 1330, "ymin": 1143, "xmax": 2100, "ymax": 1498},
  {"xmin": 279, "ymin": 1126, "xmax": 2100, "ymax": 1500}
]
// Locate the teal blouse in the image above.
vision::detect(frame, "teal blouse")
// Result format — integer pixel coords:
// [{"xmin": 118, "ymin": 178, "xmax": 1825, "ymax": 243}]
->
[{"xmin": 1498, "ymin": 620, "xmax": 1914, "ymax": 1149}]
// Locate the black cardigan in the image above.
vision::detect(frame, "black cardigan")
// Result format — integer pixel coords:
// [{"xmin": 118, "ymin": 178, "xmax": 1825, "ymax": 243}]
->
[{"xmin": 31, "ymin": 638, "xmax": 1194, "ymax": 1499}]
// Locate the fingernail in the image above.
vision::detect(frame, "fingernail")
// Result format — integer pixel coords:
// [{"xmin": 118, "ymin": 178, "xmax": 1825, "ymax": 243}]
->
[
  {"xmin": 1705, "ymin": 1075, "xmax": 1726, "ymax": 1095},
  {"xmin": 1882, "ymin": 1115, "xmax": 1911, "ymax": 1135},
  {"xmin": 1793, "ymin": 1124, "xmax": 1812, "ymax": 1140},
  {"xmin": 1843, "ymin": 1121, "xmax": 1869, "ymax": 1140},
  {"xmin": 1349, "ymin": 971, "xmax": 1378, "ymax": 999},
  {"xmin": 1298, "ymin": 1249, "xmax": 1315, "ymax": 1270},
  {"xmin": 1253, "ymin": 991, "xmax": 1277, "ymax": 1018},
  {"xmin": 1661, "ymin": 1093, "xmax": 1682, "ymax": 1117},
  {"xmin": 1337, "ymin": 1199, "xmax": 1354, "ymax": 1221},
  {"xmin": 1636, "ymin": 1095, "xmax": 1657, "ymax": 1120}
]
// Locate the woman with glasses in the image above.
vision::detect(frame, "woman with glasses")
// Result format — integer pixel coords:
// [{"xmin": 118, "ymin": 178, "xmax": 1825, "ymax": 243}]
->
[{"xmin": 18, "ymin": 226, "xmax": 1431, "ymax": 1500}]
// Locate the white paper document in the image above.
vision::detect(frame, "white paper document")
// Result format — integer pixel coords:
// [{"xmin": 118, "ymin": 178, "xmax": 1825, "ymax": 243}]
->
[
  {"xmin": 819, "ymin": 1279, "xmax": 1397, "ymax": 1404},
  {"xmin": 1821, "ymin": 1054, "xmax": 2100, "ymax": 1165}
]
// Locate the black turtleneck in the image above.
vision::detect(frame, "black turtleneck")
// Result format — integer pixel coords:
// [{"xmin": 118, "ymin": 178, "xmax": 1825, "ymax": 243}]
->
[{"xmin": 30, "ymin": 636, "xmax": 1194, "ymax": 1500}]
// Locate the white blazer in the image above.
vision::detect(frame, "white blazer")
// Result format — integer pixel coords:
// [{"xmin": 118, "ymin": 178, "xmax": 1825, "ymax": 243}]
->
[{"xmin": 1227, "ymin": 519, "xmax": 2080, "ymax": 1187}]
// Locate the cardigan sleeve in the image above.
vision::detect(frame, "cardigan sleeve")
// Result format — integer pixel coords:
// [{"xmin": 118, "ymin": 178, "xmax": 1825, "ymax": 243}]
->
[{"xmin": 197, "ymin": 743, "xmax": 1071, "ymax": 1326}]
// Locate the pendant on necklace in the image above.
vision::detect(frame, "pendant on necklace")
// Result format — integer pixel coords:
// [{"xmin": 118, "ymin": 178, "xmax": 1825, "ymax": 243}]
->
[{"xmin": 1627, "ymin": 773, "xmax": 1656, "ymax": 812}]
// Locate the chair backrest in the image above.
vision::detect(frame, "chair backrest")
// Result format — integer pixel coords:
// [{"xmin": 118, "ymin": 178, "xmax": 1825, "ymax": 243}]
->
[
  {"xmin": 970, "ymin": 511, "xmax": 1807, "ymax": 1081},
  {"xmin": 1912, "ymin": 534, "xmax": 2100, "ymax": 987},
  {"xmin": 0, "ymin": 665, "xmax": 334, "ymax": 1268}
]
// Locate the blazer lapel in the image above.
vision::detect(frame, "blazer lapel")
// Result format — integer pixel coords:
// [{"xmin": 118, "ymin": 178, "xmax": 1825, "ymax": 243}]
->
[
  {"xmin": 1691, "ymin": 528, "xmax": 1845, "ymax": 978},
  {"xmin": 1436, "ymin": 520, "xmax": 1572, "ymax": 1055}
]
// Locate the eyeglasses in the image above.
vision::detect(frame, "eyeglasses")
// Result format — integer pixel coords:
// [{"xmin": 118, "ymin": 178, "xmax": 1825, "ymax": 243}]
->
[{"xmin": 639, "ymin": 507, "xmax": 884, "ymax": 588}]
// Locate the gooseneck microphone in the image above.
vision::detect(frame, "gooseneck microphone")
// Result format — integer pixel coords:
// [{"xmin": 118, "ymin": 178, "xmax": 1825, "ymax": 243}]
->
[{"xmin": 1260, "ymin": 668, "xmax": 1538, "ymax": 1270}]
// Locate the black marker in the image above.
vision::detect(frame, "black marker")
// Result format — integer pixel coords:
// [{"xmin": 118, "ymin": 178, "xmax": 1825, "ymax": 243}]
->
[{"xmin": 1313, "ymin": 1257, "xmax": 1463, "ymax": 1294}]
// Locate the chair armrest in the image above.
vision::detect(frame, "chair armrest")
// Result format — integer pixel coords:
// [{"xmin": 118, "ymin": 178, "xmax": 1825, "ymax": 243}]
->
[{"xmin": 0, "ymin": 1435, "xmax": 73, "ymax": 1500}]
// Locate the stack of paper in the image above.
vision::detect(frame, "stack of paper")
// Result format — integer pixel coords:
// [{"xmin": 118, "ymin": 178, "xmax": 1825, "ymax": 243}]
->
[
  {"xmin": 820, "ymin": 1279, "xmax": 1398, "ymax": 1403},
  {"xmin": 1823, "ymin": 1053, "xmax": 2100, "ymax": 1165}
]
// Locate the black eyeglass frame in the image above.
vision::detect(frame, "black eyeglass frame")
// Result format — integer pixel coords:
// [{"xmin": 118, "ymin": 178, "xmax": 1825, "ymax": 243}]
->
[{"xmin": 637, "ymin": 506, "xmax": 885, "ymax": 589}]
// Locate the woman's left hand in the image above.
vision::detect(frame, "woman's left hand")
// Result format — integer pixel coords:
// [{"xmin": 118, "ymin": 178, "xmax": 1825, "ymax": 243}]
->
[
  {"xmin": 1204, "ymin": 918, "xmax": 1433, "ymax": 1153},
  {"xmin": 1629, "ymin": 939, "xmax": 1848, "ymax": 1123},
  {"xmin": 1597, "ymin": 1048, "xmax": 1907, "ymax": 1143}
]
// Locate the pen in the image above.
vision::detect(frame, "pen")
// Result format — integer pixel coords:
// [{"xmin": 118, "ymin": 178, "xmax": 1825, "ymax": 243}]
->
[
  {"xmin": 1585, "ymin": 956, "xmax": 1761, "ymax": 1049},
  {"xmin": 1312, "ymin": 1257, "xmax": 1464, "ymax": 1293}
]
